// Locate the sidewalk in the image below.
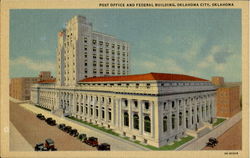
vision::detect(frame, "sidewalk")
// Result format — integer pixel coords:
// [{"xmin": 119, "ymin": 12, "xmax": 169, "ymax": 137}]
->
[
  {"xmin": 9, "ymin": 122, "xmax": 33, "ymax": 151},
  {"xmin": 177, "ymin": 112, "xmax": 242, "ymax": 150},
  {"xmin": 16, "ymin": 101, "xmax": 149, "ymax": 151}
]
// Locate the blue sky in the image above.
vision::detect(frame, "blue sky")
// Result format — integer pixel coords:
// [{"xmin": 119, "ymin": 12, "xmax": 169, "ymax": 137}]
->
[{"xmin": 10, "ymin": 9, "xmax": 241, "ymax": 82}]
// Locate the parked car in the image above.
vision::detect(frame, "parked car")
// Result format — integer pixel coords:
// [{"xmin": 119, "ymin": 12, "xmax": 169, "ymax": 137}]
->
[
  {"xmin": 78, "ymin": 133, "xmax": 87, "ymax": 141},
  {"xmin": 45, "ymin": 138, "xmax": 57, "ymax": 151},
  {"xmin": 58, "ymin": 123, "xmax": 66, "ymax": 130},
  {"xmin": 46, "ymin": 119, "xmax": 56, "ymax": 126},
  {"xmin": 97, "ymin": 143, "xmax": 110, "ymax": 151},
  {"xmin": 36, "ymin": 114, "xmax": 45, "ymax": 120},
  {"xmin": 45, "ymin": 117, "xmax": 53, "ymax": 123},
  {"xmin": 63, "ymin": 126, "xmax": 72, "ymax": 133},
  {"xmin": 69, "ymin": 129, "xmax": 79, "ymax": 137},
  {"xmin": 34, "ymin": 143, "xmax": 48, "ymax": 151},
  {"xmin": 84, "ymin": 137, "xmax": 98, "ymax": 147}
]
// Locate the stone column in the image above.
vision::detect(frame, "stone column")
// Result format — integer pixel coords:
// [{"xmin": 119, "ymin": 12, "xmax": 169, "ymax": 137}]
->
[
  {"xmin": 183, "ymin": 98, "xmax": 186, "ymax": 129},
  {"xmin": 138, "ymin": 100, "xmax": 143, "ymax": 135},
  {"xmin": 175, "ymin": 99, "xmax": 179, "ymax": 131},
  {"xmin": 105, "ymin": 97, "xmax": 108, "ymax": 122},
  {"xmin": 119, "ymin": 99, "xmax": 123, "ymax": 128},
  {"xmin": 98, "ymin": 96, "xmax": 102, "ymax": 121},
  {"xmin": 87, "ymin": 95, "xmax": 91, "ymax": 118},
  {"xmin": 207, "ymin": 96, "xmax": 211, "ymax": 122},
  {"xmin": 150, "ymin": 101, "xmax": 155, "ymax": 137},
  {"xmin": 168, "ymin": 101, "xmax": 172, "ymax": 134},
  {"xmin": 111, "ymin": 97, "xmax": 116, "ymax": 126},
  {"xmin": 128, "ymin": 99, "xmax": 132, "ymax": 130}
]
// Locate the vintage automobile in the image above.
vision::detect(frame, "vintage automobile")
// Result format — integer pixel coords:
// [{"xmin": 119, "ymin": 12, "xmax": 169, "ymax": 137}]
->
[
  {"xmin": 34, "ymin": 143, "xmax": 48, "ymax": 151},
  {"xmin": 45, "ymin": 117, "xmax": 53, "ymax": 123},
  {"xmin": 46, "ymin": 119, "xmax": 56, "ymax": 126},
  {"xmin": 209, "ymin": 137, "xmax": 218, "ymax": 145},
  {"xmin": 84, "ymin": 137, "xmax": 98, "ymax": 147},
  {"xmin": 58, "ymin": 123, "xmax": 66, "ymax": 130},
  {"xmin": 97, "ymin": 143, "xmax": 111, "ymax": 151},
  {"xmin": 63, "ymin": 126, "xmax": 72, "ymax": 133},
  {"xmin": 45, "ymin": 138, "xmax": 57, "ymax": 151},
  {"xmin": 206, "ymin": 137, "xmax": 218, "ymax": 148},
  {"xmin": 69, "ymin": 129, "xmax": 79, "ymax": 137},
  {"xmin": 36, "ymin": 114, "xmax": 45, "ymax": 120},
  {"xmin": 78, "ymin": 133, "xmax": 87, "ymax": 141}
]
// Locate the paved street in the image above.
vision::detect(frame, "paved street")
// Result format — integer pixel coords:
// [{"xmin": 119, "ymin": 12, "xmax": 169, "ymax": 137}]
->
[
  {"xmin": 178, "ymin": 112, "xmax": 242, "ymax": 150},
  {"xmin": 203, "ymin": 120, "xmax": 242, "ymax": 150},
  {"xmin": 10, "ymin": 101, "xmax": 96, "ymax": 151},
  {"xmin": 10, "ymin": 100, "xmax": 148, "ymax": 151}
]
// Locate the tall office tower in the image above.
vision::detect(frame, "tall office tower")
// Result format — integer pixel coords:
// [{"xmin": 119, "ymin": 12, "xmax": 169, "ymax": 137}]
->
[{"xmin": 56, "ymin": 15, "xmax": 130, "ymax": 86}]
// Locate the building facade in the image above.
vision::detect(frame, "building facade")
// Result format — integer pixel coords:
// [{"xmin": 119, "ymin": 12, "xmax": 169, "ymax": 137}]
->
[
  {"xmin": 56, "ymin": 15, "xmax": 130, "ymax": 87},
  {"xmin": 31, "ymin": 15, "xmax": 217, "ymax": 147},
  {"xmin": 211, "ymin": 77, "xmax": 241, "ymax": 118},
  {"xmin": 31, "ymin": 73, "xmax": 217, "ymax": 147}
]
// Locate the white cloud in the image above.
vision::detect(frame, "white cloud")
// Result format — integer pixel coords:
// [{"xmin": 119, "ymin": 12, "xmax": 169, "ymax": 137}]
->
[{"xmin": 11, "ymin": 56, "xmax": 55, "ymax": 72}]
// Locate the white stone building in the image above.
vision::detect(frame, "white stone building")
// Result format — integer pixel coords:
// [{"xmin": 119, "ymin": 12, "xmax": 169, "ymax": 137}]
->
[
  {"xmin": 31, "ymin": 15, "xmax": 217, "ymax": 147},
  {"xmin": 56, "ymin": 15, "xmax": 130, "ymax": 87}
]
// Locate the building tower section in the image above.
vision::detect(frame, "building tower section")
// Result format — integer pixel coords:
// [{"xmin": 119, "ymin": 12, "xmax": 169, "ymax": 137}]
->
[{"xmin": 56, "ymin": 15, "xmax": 130, "ymax": 86}]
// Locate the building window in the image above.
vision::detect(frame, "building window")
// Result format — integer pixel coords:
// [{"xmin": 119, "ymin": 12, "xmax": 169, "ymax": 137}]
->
[
  {"xmin": 179, "ymin": 112, "xmax": 182, "ymax": 126},
  {"xmin": 108, "ymin": 111, "xmax": 112, "ymax": 121},
  {"xmin": 134, "ymin": 100, "xmax": 138, "ymax": 108},
  {"xmin": 146, "ymin": 83, "xmax": 150, "ymax": 89},
  {"xmin": 96, "ymin": 109, "xmax": 98, "ymax": 117},
  {"xmin": 133, "ymin": 114, "xmax": 139, "ymax": 130},
  {"xmin": 102, "ymin": 110, "xmax": 105, "ymax": 119},
  {"xmin": 172, "ymin": 101, "xmax": 175, "ymax": 108},
  {"xmin": 85, "ymin": 107, "xmax": 88, "ymax": 114},
  {"xmin": 76, "ymin": 105, "xmax": 79, "ymax": 112},
  {"xmin": 81, "ymin": 106, "xmax": 83, "ymax": 113},
  {"xmin": 144, "ymin": 116, "xmax": 151, "ymax": 133},
  {"xmin": 124, "ymin": 112, "xmax": 129, "ymax": 126},
  {"xmin": 136, "ymin": 83, "xmax": 139, "ymax": 88},
  {"xmin": 163, "ymin": 116, "xmax": 168, "ymax": 132},
  {"xmin": 145, "ymin": 102, "xmax": 149, "ymax": 110},
  {"xmin": 172, "ymin": 114, "xmax": 175, "ymax": 129}
]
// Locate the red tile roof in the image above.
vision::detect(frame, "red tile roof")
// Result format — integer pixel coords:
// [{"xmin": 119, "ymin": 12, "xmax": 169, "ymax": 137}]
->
[
  {"xmin": 79, "ymin": 73, "xmax": 208, "ymax": 82},
  {"xmin": 36, "ymin": 79, "xmax": 56, "ymax": 84}
]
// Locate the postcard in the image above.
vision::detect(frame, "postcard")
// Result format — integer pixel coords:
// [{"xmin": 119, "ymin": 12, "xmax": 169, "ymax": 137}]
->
[{"xmin": 0, "ymin": 0, "xmax": 249, "ymax": 158}]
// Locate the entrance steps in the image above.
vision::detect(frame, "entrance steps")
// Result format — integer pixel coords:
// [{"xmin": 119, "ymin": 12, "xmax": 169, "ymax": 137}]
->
[
  {"xmin": 185, "ymin": 125, "xmax": 211, "ymax": 138},
  {"xmin": 52, "ymin": 108, "xmax": 64, "ymax": 117}
]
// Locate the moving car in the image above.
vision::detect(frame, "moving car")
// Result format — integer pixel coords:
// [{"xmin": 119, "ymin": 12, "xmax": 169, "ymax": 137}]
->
[
  {"xmin": 84, "ymin": 137, "xmax": 98, "ymax": 147},
  {"xmin": 97, "ymin": 143, "xmax": 111, "ymax": 151},
  {"xmin": 206, "ymin": 137, "xmax": 218, "ymax": 148},
  {"xmin": 78, "ymin": 133, "xmax": 87, "ymax": 141},
  {"xmin": 36, "ymin": 114, "xmax": 45, "ymax": 120},
  {"xmin": 69, "ymin": 129, "xmax": 79, "ymax": 137},
  {"xmin": 45, "ymin": 138, "xmax": 57, "ymax": 151}
]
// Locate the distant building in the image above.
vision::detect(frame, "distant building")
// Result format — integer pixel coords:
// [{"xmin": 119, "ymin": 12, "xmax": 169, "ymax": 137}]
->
[
  {"xmin": 9, "ymin": 71, "xmax": 53, "ymax": 100},
  {"xmin": 211, "ymin": 77, "xmax": 241, "ymax": 118}
]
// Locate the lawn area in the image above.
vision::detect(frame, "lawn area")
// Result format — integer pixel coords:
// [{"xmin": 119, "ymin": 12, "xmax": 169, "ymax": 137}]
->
[
  {"xmin": 213, "ymin": 118, "xmax": 226, "ymax": 127},
  {"xmin": 67, "ymin": 116, "xmax": 194, "ymax": 150}
]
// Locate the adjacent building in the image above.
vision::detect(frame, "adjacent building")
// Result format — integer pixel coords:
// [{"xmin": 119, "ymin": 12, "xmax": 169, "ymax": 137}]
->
[
  {"xmin": 211, "ymin": 77, "xmax": 241, "ymax": 118},
  {"xmin": 10, "ymin": 71, "xmax": 53, "ymax": 101}
]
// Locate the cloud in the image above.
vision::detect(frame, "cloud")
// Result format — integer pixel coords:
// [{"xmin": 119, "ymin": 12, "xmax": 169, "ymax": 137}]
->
[{"xmin": 11, "ymin": 56, "xmax": 55, "ymax": 72}]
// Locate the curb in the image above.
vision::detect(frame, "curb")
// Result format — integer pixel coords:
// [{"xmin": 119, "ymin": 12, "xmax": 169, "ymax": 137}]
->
[{"xmin": 65, "ymin": 117, "xmax": 151, "ymax": 151}]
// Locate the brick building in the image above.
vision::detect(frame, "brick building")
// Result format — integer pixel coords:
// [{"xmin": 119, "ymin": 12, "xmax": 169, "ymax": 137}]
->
[
  {"xmin": 212, "ymin": 77, "xmax": 241, "ymax": 118},
  {"xmin": 9, "ymin": 71, "xmax": 53, "ymax": 100}
]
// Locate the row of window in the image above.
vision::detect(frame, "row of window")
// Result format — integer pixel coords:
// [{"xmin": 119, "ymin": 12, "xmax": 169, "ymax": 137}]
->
[
  {"xmin": 160, "ymin": 82, "xmax": 211, "ymax": 87},
  {"xmin": 84, "ymin": 38, "xmax": 127, "ymax": 51}
]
